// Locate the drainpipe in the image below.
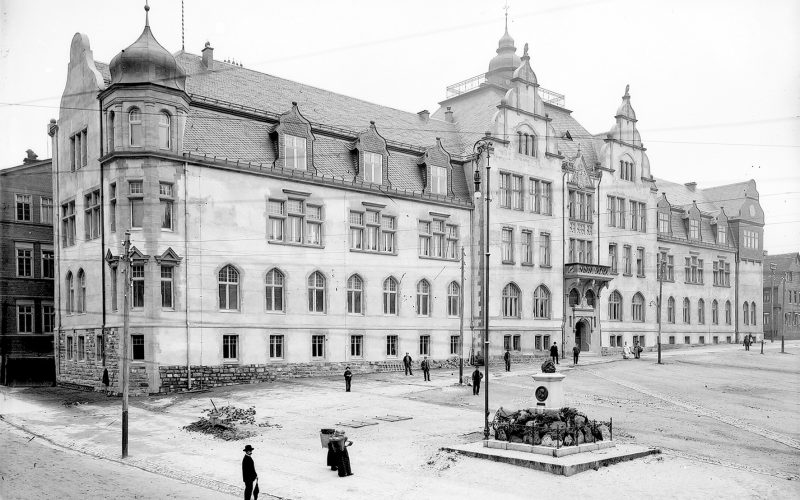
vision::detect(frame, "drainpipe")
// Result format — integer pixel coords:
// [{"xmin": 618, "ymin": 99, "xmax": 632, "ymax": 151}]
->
[
  {"xmin": 99, "ymin": 100, "xmax": 106, "ymax": 366},
  {"xmin": 49, "ymin": 119, "xmax": 61, "ymax": 380},
  {"xmin": 561, "ymin": 168, "xmax": 568, "ymax": 359},
  {"xmin": 184, "ymin": 160, "xmax": 192, "ymax": 390},
  {"xmin": 735, "ymin": 251, "xmax": 740, "ymax": 344}
]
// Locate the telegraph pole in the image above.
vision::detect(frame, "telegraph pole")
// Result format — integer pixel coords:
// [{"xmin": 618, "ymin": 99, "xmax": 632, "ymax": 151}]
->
[
  {"xmin": 459, "ymin": 246, "xmax": 465, "ymax": 384},
  {"xmin": 657, "ymin": 257, "xmax": 665, "ymax": 364},
  {"xmin": 122, "ymin": 231, "xmax": 131, "ymax": 458}
]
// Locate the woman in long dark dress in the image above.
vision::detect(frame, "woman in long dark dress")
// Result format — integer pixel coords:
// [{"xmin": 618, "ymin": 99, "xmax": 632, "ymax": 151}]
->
[
  {"xmin": 335, "ymin": 437, "xmax": 354, "ymax": 477},
  {"xmin": 326, "ymin": 441, "xmax": 338, "ymax": 471}
]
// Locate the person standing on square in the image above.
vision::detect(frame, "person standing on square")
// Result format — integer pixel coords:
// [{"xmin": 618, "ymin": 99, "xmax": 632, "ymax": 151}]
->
[
  {"xmin": 472, "ymin": 367, "xmax": 483, "ymax": 395},
  {"xmin": 403, "ymin": 352, "xmax": 413, "ymax": 375},
  {"xmin": 421, "ymin": 356, "xmax": 430, "ymax": 381},
  {"xmin": 503, "ymin": 349, "xmax": 511, "ymax": 372},
  {"xmin": 550, "ymin": 342, "xmax": 559, "ymax": 365},
  {"xmin": 343, "ymin": 366, "xmax": 352, "ymax": 392},
  {"xmin": 242, "ymin": 445, "xmax": 258, "ymax": 500},
  {"xmin": 572, "ymin": 345, "xmax": 580, "ymax": 365}
]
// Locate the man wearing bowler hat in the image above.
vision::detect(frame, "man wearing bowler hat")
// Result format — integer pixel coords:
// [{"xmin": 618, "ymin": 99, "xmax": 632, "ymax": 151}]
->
[{"xmin": 242, "ymin": 444, "xmax": 258, "ymax": 499}]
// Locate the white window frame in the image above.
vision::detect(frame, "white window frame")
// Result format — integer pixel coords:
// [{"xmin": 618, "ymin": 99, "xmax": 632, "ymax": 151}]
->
[
  {"xmin": 15, "ymin": 242, "xmax": 33, "ymax": 278},
  {"xmin": 430, "ymin": 166, "xmax": 447, "ymax": 195},
  {"xmin": 363, "ymin": 152, "xmax": 382, "ymax": 184},
  {"xmin": 223, "ymin": 334, "xmax": 239, "ymax": 362},
  {"xmin": 16, "ymin": 301, "xmax": 34, "ymax": 333},
  {"xmin": 285, "ymin": 134, "xmax": 307, "ymax": 170},
  {"xmin": 270, "ymin": 334, "xmax": 284, "ymax": 359}
]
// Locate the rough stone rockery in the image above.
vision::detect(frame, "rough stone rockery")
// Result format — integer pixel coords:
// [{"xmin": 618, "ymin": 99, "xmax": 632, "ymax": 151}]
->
[{"xmin": 492, "ymin": 406, "xmax": 611, "ymax": 447}]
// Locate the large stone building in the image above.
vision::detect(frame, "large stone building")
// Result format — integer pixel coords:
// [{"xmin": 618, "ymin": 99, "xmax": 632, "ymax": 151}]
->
[
  {"xmin": 0, "ymin": 151, "xmax": 55, "ymax": 385},
  {"xmin": 763, "ymin": 252, "xmax": 800, "ymax": 340},
  {"xmin": 50, "ymin": 9, "xmax": 763, "ymax": 394}
]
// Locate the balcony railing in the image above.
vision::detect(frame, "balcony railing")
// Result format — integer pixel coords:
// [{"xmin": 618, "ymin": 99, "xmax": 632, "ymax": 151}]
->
[{"xmin": 446, "ymin": 72, "xmax": 566, "ymax": 108}]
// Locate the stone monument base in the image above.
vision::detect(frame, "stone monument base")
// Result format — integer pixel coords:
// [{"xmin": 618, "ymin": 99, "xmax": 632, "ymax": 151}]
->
[{"xmin": 532, "ymin": 372, "xmax": 566, "ymax": 408}]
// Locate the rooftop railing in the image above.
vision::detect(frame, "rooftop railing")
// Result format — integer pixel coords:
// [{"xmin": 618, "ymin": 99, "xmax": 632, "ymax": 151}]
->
[{"xmin": 445, "ymin": 72, "xmax": 566, "ymax": 108}]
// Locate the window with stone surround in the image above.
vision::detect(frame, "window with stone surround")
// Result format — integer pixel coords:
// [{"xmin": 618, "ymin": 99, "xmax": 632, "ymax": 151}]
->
[
  {"xmin": 529, "ymin": 178, "xmax": 552, "ymax": 215},
  {"xmin": 386, "ymin": 335, "xmax": 398, "ymax": 357},
  {"xmin": 84, "ymin": 189, "xmax": 101, "ymax": 240},
  {"xmin": 521, "ymin": 230, "xmax": 533, "ymax": 265},
  {"xmin": 66, "ymin": 271, "xmax": 74, "ymax": 314},
  {"xmin": 308, "ymin": 271, "xmax": 326, "ymax": 313},
  {"xmin": 70, "ymin": 128, "xmax": 88, "ymax": 170},
  {"xmin": 128, "ymin": 181, "xmax": 144, "ymax": 229},
  {"xmin": 350, "ymin": 208, "xmax": 394, "ymax": 254},
  {"xmin": 698, "ymin": 299, "xmax": 705, "ymax": 324},
  {"xmin": 632, "ymin": 293, "xmax": 645, "ymax": 322},
  {"xmin": 430, "ymin": 166, "xmax": 447, "ymax": 195},
  {"xmin": 265, "ymin": 268, "xmax": 284, "ymax": 312},
  {"xmin": 43, "ymin": 303, "xmax": 55, "ymax": 333},
  {"xmin": 347, "ymin": 274, "xmax": 364, "ymax": 315},
  {"xmin": 501, "ymin": 228, "xmax": 514, "ymax": 263},
  {"xmin": 96, "ymin": 334, "xmax": 103, "ymax": 360},
  {"xmin": 416, "ymin": 280, "xmax": 431, "ymax": 316},
  {"xmin": 502, "ymin": 283, "xmax": 520, "ymax": 318},
  {"xmin": 16, "ymin": 194, "xmax": 32, "ymax": 221},
  {"xmin": 419, "ymin": 335, "xmax": 431, "ymax": 356},
  {"xmin": 61, "ymin": 201, "xmax": 76, "ymax": 247},
  {"xmin": 132, "ymin": 264, "xmax": 145, "ymax": 309},
  {"xmin": 636, "ymin": 247, "xmax": 645, "ymax": 277},
  {"xmin": 158, "ymin": 112, "xmax": 171, "ymax": 150},
  {"xmin": 658, "ymin": 210, "xmax": 670, "ymax": 235},
  {"xmin": 223, "ymin": 335, "xmax": 239, "ymax": 361},
  {"xmin": 725, "ymin": 301, "xmax": 732, "ymax": 325},
  {"xmin": 77, "ymin": 269, "xmax": 86, "ymax": 313},
  {"xmin": 270, "ymin": 199, "xmax": 323, "ymax": 247},
  {"xmin": 109, "ymin": 184, "xmax": 116, "ymax": 233},
  {"xmin": 534, "ymin": 285, "xmax": 551, "ymax": 319},
  {"xmin": 667, "ymin": 297, "xmax": 675, "ymax": 323},
  {"xmin": 383, "ymin": 277, "xmax": 398, "ymax": 315},
  {"xmin": 350, "ymin": 335, "xmax": 363, "ymax": 358},
  {"xmin": 447, "ymin": 281, "xmax": 460, "ymax": 317},
  {"xmin": 450, "ymin": 336, "xmax": 459, "ymax": 355},
  {"xmin": 15, "ymin": 243, "xmax": 32, "ymax": 277},
  {"xmin": 131, "ymin": 335, "xmax": 144, "ymax": 361},
  {"xmin": 159, "ymin": 183, "xmax": 174, "ymax": 230},
  {"xmin": 312, "ymin": 335, "xmax": 325, "ymax": 359},
  {"xmin": 78, "ymin": 336, "xmax": 86, "ymax": 361},
  {"xmin": 540, "ymin": 233, "xmax": 551, "ymax": 266},
  {"xmin": 270, "ymin": 335, "xmax": 284, "ymax": 359},
  {"xmin": 160, "ymin": 266, "xmax": 174, "ymax": 309},
  {"xmin": 16, "ymin": 301, "xmax": 34, "ymax": 333},
  {"xmin": 683, "ymin": 298, "xmax": 691, "ymax": 324},
  {"xmin": 712, "ymin": 300, "xmax": 719, "ymax": 325},
  {"xmin": 42, "ymin": 246, "xmax": 54, "ymax": 279},
  {"xmin": 609, "ymin": 243, "xmax": 618, "ymax": 273},
  {"xmin": 129, "ymin": 109, "xmax": 142, "ymax": 147},
  {"xmin": 66, "ymin": 336, "xmax": 74, "ymax": 360}
]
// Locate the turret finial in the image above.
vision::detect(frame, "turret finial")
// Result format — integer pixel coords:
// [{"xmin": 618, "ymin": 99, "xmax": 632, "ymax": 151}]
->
[
  {"xmin": 624, "ymin": 84, "xmax": 630, "ymax": 97},
  {"xmin": 145, "ymin": 1, "xmax": 150, "ymax": 27},
  {"xmin": 523, "ymin": 42, "xmax": 529, "ymax": 58},
  {"xmin": 504, "ymin": 1, "xmax": 510, "ymax": 32}
]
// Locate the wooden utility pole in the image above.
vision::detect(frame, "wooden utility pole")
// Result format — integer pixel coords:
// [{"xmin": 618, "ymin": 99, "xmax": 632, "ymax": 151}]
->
[
  {"xmin": 122, "ymin": 231, "xmax": 131, "ymax": 458},
  {"xmin": 459, "ymin": 246, "xmax": 465, "ymax": 384},
  {"xmin": 657, "ymin": 257, "xmax": 665, "ymax": 364}
]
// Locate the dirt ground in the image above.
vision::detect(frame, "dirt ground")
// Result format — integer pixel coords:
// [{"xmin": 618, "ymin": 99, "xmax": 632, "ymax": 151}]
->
[{"xmin": 0, "ymin": 341, "xmax": 798, "ymax": 499}]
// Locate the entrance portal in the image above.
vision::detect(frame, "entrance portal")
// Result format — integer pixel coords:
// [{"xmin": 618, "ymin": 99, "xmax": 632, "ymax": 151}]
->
[{"xmin": 575, "ymin": 320, "xmax": 590, "ymax": 351}]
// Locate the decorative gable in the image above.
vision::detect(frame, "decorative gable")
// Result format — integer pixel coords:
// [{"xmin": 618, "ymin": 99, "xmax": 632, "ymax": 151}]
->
[
  {"xmin": 273, "ymin": 102, "xmax": 316, "ymax": 174},
  {"xmin": 417, "ymin": 138, "xmax": 454, "ymax": 197},
  {"xmin": 105, "ymin": 249, "xmax": 120, "ymax": 268},
  {"xmin": 128, "ymin": 246, "xmax": 150, "ymax": 262},
  {"xmin": 349, "ymin": 121, "xmax": 391, "ymax": 187},
  {"xmin": 565, "ymin": 147, "xmax": 595, "ymax": 190},
  {"xmin": 155, "ymin": 247, "xmax": 183, "ymax": 266}
]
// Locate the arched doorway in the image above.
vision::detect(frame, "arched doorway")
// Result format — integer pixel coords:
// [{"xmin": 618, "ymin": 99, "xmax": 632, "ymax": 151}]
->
[{"xmin": 574, "ymin": 319, "xmax": 591, "ymax": 351}]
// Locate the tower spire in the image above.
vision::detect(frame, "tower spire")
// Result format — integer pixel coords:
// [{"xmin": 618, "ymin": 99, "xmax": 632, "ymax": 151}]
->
[
  {"xmin": 144, "ymin": 1, "xmax": 150, "ymax": 27},
  {"xmin": 504, "ymin": 1, "xmax": 510, "ymax": 32},
  {"xmin": 181, "ymin": 0, "xmax": 185, "ymax": 50}
]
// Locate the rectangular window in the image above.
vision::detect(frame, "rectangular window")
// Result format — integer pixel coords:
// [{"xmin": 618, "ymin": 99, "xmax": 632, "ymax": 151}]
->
[
  {"xmin": 689, "ymin": 219, "xmax": 700, "ymax": 240},
  {"xmin": 609, "ymin": 243, "xmax": 618, "ymax": 273},
  {"xmin": 61, "ymin": 201, "xmax": 76, "ymax": 247},
  {"xmin": 364, "ymin": 152, "xmax": 382, "ymax": 184},
  {"xmin": 110, "ymin": 267, "xmax": 118, "ymax": 311},
  {"xmin": 160, "ymin": 266, "xmax": 174, "ymax": 309},
  {"xmin": 432, "ymin": 220, "xmax": 444, "ymax": 258},
  {"xmin": 159, "ymin": 183, "xmax": 174, "ymax": 230},
  {"xmin": 223, "ymin": 335, "xmax": 239, "ymax": 361},
  {"xmin": 667, "ymin": 255, "xmax": 675, "ymax": 281},
  {"xmin": 42, "ymin": 304, "xmax": 55, "ymax": 333},
  {"xmin": 285, "ymin": 135, "xmax": 307, "ymax": 170},
  {"xmin": 430, "ymin": 166, "xmax": 447, "ymax": 195},
  {"xmin": 501, "ymin": 228, "xmax": 514, "ymax": 263},
  {"xmin": 618, "ymin": 198, "xmax": 626, "ymax": 229},
  {"xmin": 636, "ymin": 247, "xmax": 645, "ymax": 277},
  {"xmin": 287, "ymin": 199, "xmax": 303, "ymax": 243},
  {"xmin": 269, "ymin": 200, "xmax": 285, "ymax": 241},
  {"xmin": 131, "ymin": 264, "xmax": 145, "ymax": 308},
  {"xmin": 504, "ymin": 335, "xmax": 511, "ymax": 351},
  {"xmin": 312, "ymin": 335, "xmax": 326, "ymax": 358},
  {"xmin": 16, "ymin": 302, "xmax": 34, "ymax": 333},
  {"xmin": 419, "ymin": 335, "xmax": 430, "ymax": 356},
  {"xmin": 381, "ymin": 216, "xmax": 395, "ymax": 253},
  {"xmin": 270, "ymin": 335, "xmax": 284, "ymax": 359},
  {"xmin": 15, "ymin": 243, "xmax": 33, "ymax": 277},
  {"xmin": 109, "ymin": 184, "xmax": 116, "ymax": 233},
  {"xmin": 365, "ymin": 210, "xmax": 379, "ymax": 251},
  {"xmin": 513, "ymin": 335, "xmax": 521, "ymax": 351},
  {"xmin": 535, "ymin": 335, "xmax": 542, "ymax": 351},
  {"xmin": 418, "ymin": 220, "xmax": 431, "ymax": 256},
  {"xmin": 66, "ymin": 336, "xmax": 74, "ymax": 360},
  {"xmin": 450, "ymin": 335, "xmax": 459, "ymax": 356},
  {"xmin": 40, "ymin": 197, "xmax": 53, "ymax": 224},
  {"xmin": 511, "ymin": 174, "xmax": 523, "ymax": 210},
  {"xmin": 658, "ymin": 211, "xmax": 669, "ymax": 235},
  {"xmin": 349, "ymin": 211, "xmax": 364, "ymax": 250},
  {"xmin": 521, "ymin": 230, "xmax": 533, "ymax": 265},
  {"xmin": 306, "ymin": 205, "xmax": 323, "ymax": 246},
  {"xmin": 78, "ymin": 336, "xmax": 85, "ymax": 361},
  {"xmin": 544, "ymin": 335, "xmax": 551, "ymax": 348},
  {"xmin": 350, "ymin": 335, "xmax": 363, "ymax": 358},
  {"xmin": 540, "ymin": 233, "xmax": 551, "ymax": 266},
  {"xmin": 96, "ymin": 334, "xmax": 103, "ymax": 360},
  {"xmin": 607, "ymin": 196, "xmax": 616, "ymax": 227},
  {"xmin": 541, "ymin": 181, "xmax": 552, "ymax": 215},
  {"xmin": 669, "ymin": 336, "xmax": 675, "ymax": 345},
  {"xmin": 501, "ymin": 173, "xmax": 512, "ymax": 206},
  {"xmin": 129, "ymin": 181, "xmax": 144, "ymax": 229},
  {"xmin": 623, "ymin": 245, "xmax": 632, "ymax": 275},
  {"xmin": 131, "ymin": 335, "xmax": 144, "ymax": 360},
  {"xmin": 386, "ymin": 335, "xmax": 398, "ymax": 357},
  {"xmin": 84, "ymin": 189, "xmax": 101, "ymax": 240},
  {"xmin": 446, "ymin": 224, "xmax": 458, "ymax": 260},
  {"xmin": 16, "ymin": 194, "xmax": 32, "ymax": 221}
]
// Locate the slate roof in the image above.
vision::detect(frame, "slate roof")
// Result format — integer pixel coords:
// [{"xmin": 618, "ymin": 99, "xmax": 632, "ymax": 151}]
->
[
  {"xmin": 546, "ymin": 104, "xmax": 598, "ymax": 167},
  {"xmin": 653, "ymin": 177, "xmax": 720, "ymax": 216},
  {"xmin": 763, "ymin": 253, "xmax": 800, "ymax": 276},
  {"xmin": 703, "ymin": 180, "xmax": 758, "ymax": 219}
]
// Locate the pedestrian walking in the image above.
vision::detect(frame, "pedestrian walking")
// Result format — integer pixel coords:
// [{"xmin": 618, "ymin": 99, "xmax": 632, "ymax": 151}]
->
[
  {"xmin": 421, "ymin": 356, "xmax": 431, "ymax": 381},
  {"xmin": 634, "ymin": 340, "xmax": 641, "ymax": 359},
  {"xmin": 330, "ymin": 434, "xmax": 354, "ymax": 477},
  {"xmin": 550, "ymin": 342, "xmax": 559, "ymax": 365},
  {"xmin": 744, "ymin": 336, "xmax": 750, "ymax": 351},
  {"xmin": 403, "ymin": 352, "xmax": 413, "ymax": 375},
  {"xmin": 242, "ymin": 444, "xmax": 258, "ymax": 500},
  {"xmin": 503, "ymin": 349, "xmax": 511, "ymax": 372},
  {"xmin": 472, "ymin": 367, "xmax": 483, "ymax": 395},
  {"xmin": 343, "ymin": 366, "xmax": 352, "ymax": 392},
  {"xmin": 572, "ymin": 345, "xmax": 580, "ymax": 365}
]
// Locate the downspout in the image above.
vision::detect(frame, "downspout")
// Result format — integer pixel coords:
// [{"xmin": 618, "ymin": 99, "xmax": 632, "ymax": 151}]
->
[
  {"xmin": 596, "ymin": 170, "xmax": 603, "ymax": 263},
  {"xmin": 561, "ymin": 167, "xmax": 568, "ymax": 359},
  {"xmin": 469, "ymin": 173, "xmax": 476, "ymax": 355},
  {"xmin": 99, "ymin": 99, "xmax": 106, "ymax": 365},
  {"xmin": 184, "ymin": 160, "xmax": 192, "ymax": 389},
  {"xmin": 735, "ymin": 251, "xmax": 740, "ymax": 343},
  {"xmin": 49, "ymin": 120, "xmax": 61, "ymax": 380}
]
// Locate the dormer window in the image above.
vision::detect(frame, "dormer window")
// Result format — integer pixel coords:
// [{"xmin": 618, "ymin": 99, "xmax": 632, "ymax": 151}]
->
[
  {"xmin": 620, "ymin": 160, "xmax": 635, "ymax": 181},
  {"xmin": 158, "ymin": 112, "xmax": 171, "ymax": 150},
  {"xmin": 430, "ymin": 166, "xmax": 447, "ymax": 195},
  {"xmin": 363, "ymin": 152, "xmax": 382, "ymax": 184},
  {"xmin": 129, "ymin": 108, "xmax": 142, "ymax": 147},
  {"xmin": 716, "ymin": 224, "xmax": 727, "ymax": 245},
  {"xmin": 658, "ymin": 211, "xmax": 670, "ymax": 235},
  {"xmin": 689, "ymin": 218, "xmax": 700, "ymax": 240},
  {"xmin": 285, "ymin": 134, "xmax": 307, "ymax": 170}
]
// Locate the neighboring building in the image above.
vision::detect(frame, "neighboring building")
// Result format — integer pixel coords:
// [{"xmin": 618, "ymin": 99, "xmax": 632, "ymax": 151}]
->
[
  {"xmin": 0, "ymin": 151, "xmax": 55, "ymax": 385},
  {"xmin": 763, "ymin": 253, "xmax": 800, "ymax": 340},
  {"xmin": 50, "ymin": 8, "xmax": 764, "ymax": 394}
]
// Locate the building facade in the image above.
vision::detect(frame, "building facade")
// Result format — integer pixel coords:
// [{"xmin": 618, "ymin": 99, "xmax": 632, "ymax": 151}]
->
[
  {"xmin": 763, "ymin": 253, "xmax": 800, "ymax": 340},
  {"xmin": 0, "ymin": 151, "xmax": 55, "ymax": 385},
  {"xmin": 50, "ymin": 10, "xmax": 763, "ymax": 394}
]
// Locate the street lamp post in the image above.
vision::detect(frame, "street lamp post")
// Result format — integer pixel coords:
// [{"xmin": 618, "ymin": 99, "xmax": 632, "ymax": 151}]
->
[{"xmin": 473, "ymin": 132, "xmax": 493, "ymax": 441}]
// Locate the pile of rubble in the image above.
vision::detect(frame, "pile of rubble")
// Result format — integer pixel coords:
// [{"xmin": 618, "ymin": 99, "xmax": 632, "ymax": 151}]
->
[
  {"xmin": 492, "ymin": 406, "xmax": 610, "ymax": 447},
  {"xmin": 183, "ymin": 402, "xmax": 263, "ymax": 441}
]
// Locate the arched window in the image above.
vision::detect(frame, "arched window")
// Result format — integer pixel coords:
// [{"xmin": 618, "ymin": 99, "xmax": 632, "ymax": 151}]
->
[
  {"xmin": 66, "ymin": 271, "xmax": 74, "ymax": 314},
  {"xmin": 585, "ymin": 289, "xmax": 596, "ymax": 308},
  {"xmin": 527, "ymin": 133, "xmax": 536, "ymax": 156},
  {"xmin": 725, "ymin": 301, "xmax": 732, "ymax": 325},
  {"xmin": 77, "ymin": 269, "xmax": 86, "ymax": 313},
  {"xmin": 534, "ymin": 285, "xmax": 551, "ymax": 319},
  {"xmin": 683, "ymin": 298, "xmax": 691, "ymax": 323},
  {"xmin": 265, "ymin": 268, "xmax": 284, "ymax": 312},
  {"xmin": 698, "ymin": 299, "xmax": 705, "ymax": 325},
  {"xmin": 608, "ymin": 290, "xmax": 621, "ymax": 321},
  {"xmin": 416, "ymin": 280, "xmax": 430, "ymax": 316},
  {"xmin": 347, "ymin": 274, "xmax": 364, "ymax": 315},
  {"xmin": 383, "ymin": 277, "xmax": 398, "ymax": 315},
  {"xmin": 308, "ymin": 271, "xmax": 326, "ymax": 313},
  {"xmin": 751, "ymin": 301, "xmax": 756, "ymax": 326},
  {"xmin": 447, "ymin": 281, "xmax": 460, "ymax": 317},
  {"xmin": 158, "ymin": 111, "xmax": 171, "ymax": 149},
  {"xmin": 667, "ymin": 297, "xmax": 675, "ymax": 323},
  {"xmin": 129, "ymin": 108, "xmax": 142, "ymax": 147},
  {"xmin": 712, "ymin": 299, "xmax": 719, "ymax": 325},
  {"xmin": 568, "ymin": 288, "xmax": 580, "ymax": 307},
  {"xmin": 743, "ymin": 302, "xmax": 750, "ymax": 325},
  {"xmin": 218, "ymin": 265, "xmax": 240, "ymax": 310},
  {"xmin": 632, "ymin": 293, "xmax": 645, "ymax": 322},
  {"xmin": 502, "ymin": 283, "xmax": 520, "ymax": 318}
]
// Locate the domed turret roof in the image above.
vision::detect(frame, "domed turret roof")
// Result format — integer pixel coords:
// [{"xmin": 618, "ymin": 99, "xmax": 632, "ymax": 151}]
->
[
  {"xmin": 488, "ymin": 23, "xmax": 521, "ymax": 74},
  {"xmin": 615, "ymin": 84, "xmax": 636, "ymax": 120},
  {"xmin": 109, "ymin": 5, "xmax": 186, "ymax": 91}
]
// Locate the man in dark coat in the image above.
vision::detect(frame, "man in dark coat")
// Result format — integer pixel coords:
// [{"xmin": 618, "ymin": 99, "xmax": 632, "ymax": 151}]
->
[
  {"xmin": 503, "ymin": 349, "xmax": 511, "ymax": 372},
  {"xmin": 573, "ymin": 345, "xmax": 580, "ymax": 365},
  {"xmin": 242, "ymin": 444, "xmax": 258, "ymax": 500},
  {"xmin": 403, "ymin": 352, "xmax": 413, "ymax": 375},
  {"xmin": 550, "ymin": 342, "xmax": 559, "ymax": 364},
  {"xmin": 421, "ymin": 356, "xmax": 431, "ymax": 381},
  {"xmin": 471, "ymin": 367, "xmax": 483, "ymax": 395},
  {"xmin": 344, "ymin": 366, "xmax": 352, "ymax": 392},
  {"xmin": 744, "ymin": 336, "xmax": 750, "ymax": 351}
]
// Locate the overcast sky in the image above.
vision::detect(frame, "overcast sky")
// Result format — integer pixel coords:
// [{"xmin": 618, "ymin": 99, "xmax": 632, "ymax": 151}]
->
[{"xmin": 1, "ymin": 0, "xmax": 798, "ymax": 253}]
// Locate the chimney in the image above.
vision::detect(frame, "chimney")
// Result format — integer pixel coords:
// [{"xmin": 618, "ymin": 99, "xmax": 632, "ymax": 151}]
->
[
  {"xmin": 417, "ymin": 110, "xmax": 430, "ymax": 121},
  {"xmin": 444, "ymin": 106, "xmax": 454, "ymax": 123},
  {"xmin": 202, "ymin": 41, "xmax": 214, "ymax": 70},
  {"xmin": 684, "ymin": 182, "xmax": 697, "ymax": 191}
]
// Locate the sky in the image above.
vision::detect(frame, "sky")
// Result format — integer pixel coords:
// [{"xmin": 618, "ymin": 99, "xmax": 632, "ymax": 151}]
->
[{"xmin": 1, "ymin": 0, "xmax": 798, "ymax": 253}]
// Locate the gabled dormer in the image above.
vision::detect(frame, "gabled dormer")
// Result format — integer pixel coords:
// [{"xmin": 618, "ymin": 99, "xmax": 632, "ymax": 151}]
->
[
  {"xmin": 657, "ymin": 193, "xmax": 672, "ymax": 237},
  {"xmin": 712, "ymin": 209, "xmax": 730, "ymax": 246},
  {"xmin": 128, "ymin": 246, "xmax": 151, "ymax": 262},
  {"xmin": 272, "ymin": 102, "xmax": 316, "ymax": 174},
  {"xmin": 155, "ymin": 247, "xmax": 183, "ymax": 266},
  {"xmin": 349, "ymin": 121, "xmax": 391, "ymax": 187},
  {"xmin": 417, "ymin": 138, "xmax": 453, "ymax": 197},
  {"xmin": 683, "ymin": 202, "xmax": 702, "ymax": 241}
]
